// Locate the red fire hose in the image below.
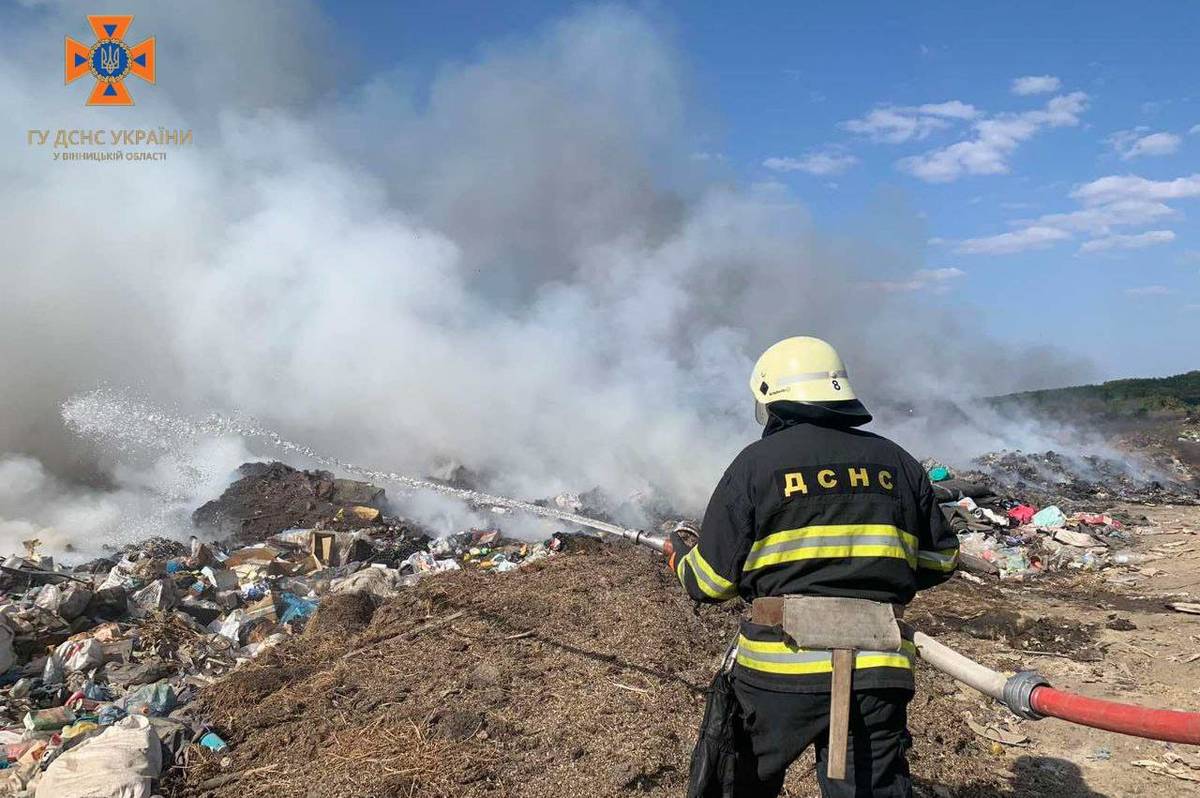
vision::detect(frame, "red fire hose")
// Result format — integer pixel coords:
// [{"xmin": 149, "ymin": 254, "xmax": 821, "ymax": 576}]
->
[
  {"xmin": 911, "ymin": 630, "xmax": 1200, "ymax": 744},
  {"xmin": 1030, "ymin": 686, "xmax": 1200, "ymax": 745}
]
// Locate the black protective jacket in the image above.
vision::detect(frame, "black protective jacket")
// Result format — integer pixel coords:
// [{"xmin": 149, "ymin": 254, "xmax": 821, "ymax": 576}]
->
[{"xmin": 673, "ymin": 403, "xmax": 958, "ymax": 692}]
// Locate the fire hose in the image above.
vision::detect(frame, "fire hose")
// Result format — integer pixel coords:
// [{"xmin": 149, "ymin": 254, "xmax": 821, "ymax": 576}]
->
[{"xmin": 912, "ymin": 630, "xmax": 1200, "ymax": 744}]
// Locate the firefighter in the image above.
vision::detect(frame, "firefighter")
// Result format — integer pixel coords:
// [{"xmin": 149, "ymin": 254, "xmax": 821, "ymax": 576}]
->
[{"xmin": 665, "ymin": 336, "xmax": 958, "ymax": 797}]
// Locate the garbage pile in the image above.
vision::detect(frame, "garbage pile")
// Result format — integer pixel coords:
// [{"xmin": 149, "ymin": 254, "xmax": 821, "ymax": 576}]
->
[
  {"xmin": 192, "ymin": 461, "xmax": 391, "ymax": 544},
  {"xmin": 0, "ymin": 463, "xmax": 575, "ymax": 797},
  {"xmin": 0, "ymin": 450, "xmax": 1192, "ymax": 794},
  {"xmin": 926, "ymin": 459, "xmax": 1159, "ymax": 580},
  {"xmin": 960, "ymin": 449, "xmax": 1198, "ymax": 510}
]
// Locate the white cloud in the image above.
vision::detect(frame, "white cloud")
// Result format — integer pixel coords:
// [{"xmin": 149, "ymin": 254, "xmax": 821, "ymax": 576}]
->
[
  {"xmin": 916, "ymin": 101, "xmax": 981, "ymax": 120},
  {"xmin": 955, "ymin": 226, "xmax": 1072, "ymax": 255},
  {"xmin": 1011, "ymin": 75, "xmax": 1062, "ymax": 96},
  {"xmin": 1031, "ymin": 199, "xmax": 1177, "ymax": 235},
  {"xmin": 1078, "ymin": 229, "xmax": 1176, "ymax": 254},
  {"xmin": 864, "ymin": 267, "xmax": 965, "ymax": 293},
  {"xmin": 841, "ymin": 101, "xmax": 979, "ymax": 143},
  {"xmin": 955, "ymin": 171, "xmax": 1200, "ymax": 257},
  {"xmin": 763, "ymin": 151, "xmax": 859, "ymax": 176},
  {"xmin": 899, "ymin": 92, "xmax": 1088, "ymax": 182},
  {"xmin": 1109, "ymin": 130, "xmax": 1181, "ymax": 160},
  {"xmin": 1071, "ymin": 174, "xmax": 1200, "ymax": 205},
  {"xmin": 1124, "ymin": 285, "xmax": 1174, "ymax": 296},
  {"xmin": 1190, "ymin": 124, "xmax": 1200, "ymax": 136},
  {"xmin": 916, "ymin": 267, "xmax": 966, "ymax": 281}
]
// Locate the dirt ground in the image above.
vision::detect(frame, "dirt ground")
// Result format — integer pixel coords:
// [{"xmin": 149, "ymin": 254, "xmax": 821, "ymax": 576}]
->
[{"xmin": 171, "ymin": 505, "xmax": 1200, "ymax": 798}]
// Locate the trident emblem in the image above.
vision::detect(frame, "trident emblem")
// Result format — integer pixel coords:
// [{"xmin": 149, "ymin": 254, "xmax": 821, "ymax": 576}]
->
[
  {"xmin": 65, "ymin": 15, "xmax": 155, "ymax": 106},
  {"xmin": 98, "ymin": 44, "xmax": 122, "ymax": 76}
]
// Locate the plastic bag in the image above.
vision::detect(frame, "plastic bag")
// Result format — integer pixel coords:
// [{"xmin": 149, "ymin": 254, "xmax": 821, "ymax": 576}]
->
[
  {"xmin": 122, "ymin": 681, "xmax": 176, "ymax": 717},
  {"xmin": 98, "ymin": 560, "xmax": 138, "ymax": 592},
  {"xmin": 38, "ymin": 583, "xmax": 93, "ymax": 620},
  {"xmin": 1032, "ymin": 505, "xmax": 1066, "ymax": 529},
  {"xmin": 43, "ymin": 639, "xmax": 103, "ymax": 684},
  {"xmin": 209, "ymin": 609, "xmax": 247, "ymax": 643},
  {"xmin": 35, "ymin": 714, "xmax": 162, "ymax": 798},
  {"xmin": 279, "ymin": 593, "xmax": 317, "ymax": 624},
  {"xmin": 127, "ymin": 578, "xmax": 177, "ymax": 617}
]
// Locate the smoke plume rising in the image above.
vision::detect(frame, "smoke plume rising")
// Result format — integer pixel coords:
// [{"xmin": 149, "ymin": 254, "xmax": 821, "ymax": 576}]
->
[{"xmin": 0, "ymin": 2, "xmax": 1095, "ymax": 555}]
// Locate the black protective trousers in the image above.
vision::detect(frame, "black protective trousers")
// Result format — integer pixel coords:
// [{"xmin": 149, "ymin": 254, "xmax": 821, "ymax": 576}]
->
[{"xmin": 732, "ymin": 678, "xmax": 913, "ymax": 798}]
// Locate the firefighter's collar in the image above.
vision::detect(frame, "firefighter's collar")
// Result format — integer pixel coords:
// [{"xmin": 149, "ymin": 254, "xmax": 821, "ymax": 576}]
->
[{"xmin": 762, "ymin": 400, "xmax": 873, "ymax": 437}]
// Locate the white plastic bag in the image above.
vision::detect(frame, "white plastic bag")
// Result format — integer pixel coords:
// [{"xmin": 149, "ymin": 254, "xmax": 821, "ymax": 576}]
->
[
  {"xmin": 43, "ymin": 638, "xmax": 103, "ymax": 683},
  {"xmin": 36, "ymin": 715, "xmax": 162, "ymax": 798}
]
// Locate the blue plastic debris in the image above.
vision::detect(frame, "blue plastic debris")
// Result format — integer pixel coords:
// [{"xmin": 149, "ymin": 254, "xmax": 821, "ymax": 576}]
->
[
  {"xmin": 199, "ymin": 731, "xmax": 228, "ymax": 753},
  {"xmin": 279, "ymin": 592, "xmax": 318, "ymax": 624}
]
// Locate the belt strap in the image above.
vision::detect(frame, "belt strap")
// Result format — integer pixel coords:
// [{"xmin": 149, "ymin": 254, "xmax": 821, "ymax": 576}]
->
[{"xmin": 751, "ymin": 596, "xmax": 905, "ymax": 627}]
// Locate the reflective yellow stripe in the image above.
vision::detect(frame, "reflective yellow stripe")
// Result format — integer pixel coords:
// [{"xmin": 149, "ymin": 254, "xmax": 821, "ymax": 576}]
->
[
  {"xmin": 736, "ymin": 636, "xmax": 916, "ymax": 675},
  {"xmin": 689, "ymin": 548, "xmax": 736, "ymax": 591},
  {"xmin": 681, "ymin": 547, "xmax": 737, "ymax": 599},
  {"xmin": 917, "ymin": 547, "xmax": 959, "ymax": 572},
  {"xmin": 748, "ymin": 524, "xmax": 918, "ymax": 555},
  {"xmin": 743, "ymin": 524, "xmax": 918, "ymax": 572}
]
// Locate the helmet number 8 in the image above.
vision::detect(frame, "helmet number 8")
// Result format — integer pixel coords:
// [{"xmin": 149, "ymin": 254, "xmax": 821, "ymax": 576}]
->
[{"xmin": 831, "ymin": 379, "xmax": 841, "ymax": 391}]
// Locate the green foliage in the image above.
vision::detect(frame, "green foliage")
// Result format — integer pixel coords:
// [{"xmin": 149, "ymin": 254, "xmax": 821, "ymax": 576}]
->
[{"xmin": 992, "ymin": 370, "xmax": 1200, "ymax": 419}]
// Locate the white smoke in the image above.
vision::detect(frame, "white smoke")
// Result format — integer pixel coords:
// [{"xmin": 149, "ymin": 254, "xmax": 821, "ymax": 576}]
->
[{"xmin": 0, "ymin": 2, "xmax": 1096, "ymax": 556}]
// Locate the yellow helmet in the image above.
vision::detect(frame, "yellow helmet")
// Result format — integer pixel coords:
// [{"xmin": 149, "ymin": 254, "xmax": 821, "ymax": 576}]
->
[{"xmin": 749, "ymin": 337, "xmax": 871, "ymax": 426}]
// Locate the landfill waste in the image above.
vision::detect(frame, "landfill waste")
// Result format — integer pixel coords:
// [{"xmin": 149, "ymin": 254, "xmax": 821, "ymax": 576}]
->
[
  {"xmin": 191, "ymin": 461, "xmax": 390, "ymax": 544},
  {"xmin": 917, "ymin": 455, "xmax": 1191, "ymax": 579},
  {"xmin": 963, "ymin": 449, "xmax": 1199, "ymax": 510},
  {"xmin": 0, "ymin": 426, "xmax": 1190, "ymax": 797},
  {"xmin": 0, "ymin": 461, "xmax": 588, "ymax": 796},
  {"xmin": 928, "ymin": 465, "xmax": 951, "ymax": 482},
  {"xmin": 1032, "ymin": 505, "xmax": 1067, "ymax": 529},
  {"xmin": 0, "ymin": 433, "xmax": 1191, "ymax": 796},
  {"xmin": 34, "ymin": 714, "xmax": 162, "ymax": 798}
]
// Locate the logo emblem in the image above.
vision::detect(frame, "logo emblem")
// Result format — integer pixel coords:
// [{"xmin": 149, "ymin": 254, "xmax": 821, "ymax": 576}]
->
[{"xmin": 65, "ymin": 16, "xmax": 155, "ymax": 106}]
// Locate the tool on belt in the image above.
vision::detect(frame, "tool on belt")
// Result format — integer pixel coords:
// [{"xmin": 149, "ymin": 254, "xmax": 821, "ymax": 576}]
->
[{"xmin": 751, "ymin": 596, "xmax": 903, "ymax": 780}]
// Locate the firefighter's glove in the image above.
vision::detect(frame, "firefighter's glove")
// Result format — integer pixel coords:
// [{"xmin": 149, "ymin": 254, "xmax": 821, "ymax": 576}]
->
[{"xmin": 665, "ymin": 529, "xmax": 693, "ymax": 572}]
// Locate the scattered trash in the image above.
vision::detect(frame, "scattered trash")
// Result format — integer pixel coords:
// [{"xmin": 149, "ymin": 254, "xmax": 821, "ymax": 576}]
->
[
  {"xmin": 1007, "ymin": 505, "xmax": 1036, "ymax": 525},
  {"xmin": 35, "ymin": 715, "xmax": 162, "ymax": 798},
  {"xmin": 0, "ymin": 447, "xmax": 1187, "ymax": 795},
  {"xmin": 1032, "ymin": 505, "xmax": 1067, "ymax": 529},
  {"xmin": 122, "ymin": 681, "xmax": 176, "ymax": 717},
  {"xmin": 962, "ymin": 713, "xmax": 1029, "ymax": 746},
  {"xmin": 0, "ymin": 460, "xmax": 581, "ymax": 796},
  {"xmin": 24, "ymin": 706, "xmax": 75, "ymax": 732},
  {"xmin": 1053, "ymin": 529, "xmax": 1103, "ymax": 548},
  {"xmin": 1131, "ymin": 752, "xmax": 1200, "ymax": 782},
  {"xmin": 198, "ymin": 731, "xmax": 228, "ymax": 753}
]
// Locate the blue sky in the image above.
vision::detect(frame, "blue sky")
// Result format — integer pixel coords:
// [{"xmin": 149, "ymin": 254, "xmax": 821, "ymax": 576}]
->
[{"xmin": 331, "ymin": 2, "xmax": 1197, "ymax": 379}]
